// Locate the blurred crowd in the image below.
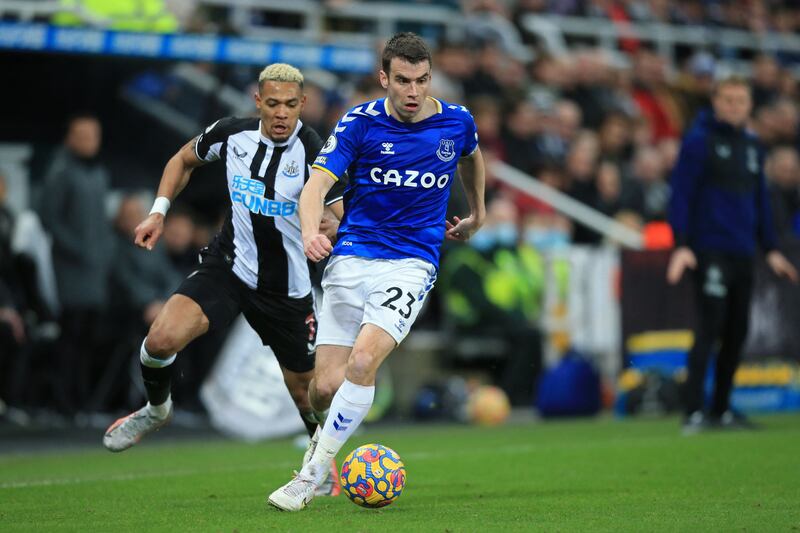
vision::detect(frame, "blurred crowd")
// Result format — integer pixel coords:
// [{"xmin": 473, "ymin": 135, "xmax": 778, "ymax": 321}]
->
[
  {"xmin": 0, "ymin": 115, "xmax": 221, "ymax": 425},
  {"xmin": 4, "ymin": 0, "xmax": 800, "ymax": 421}
]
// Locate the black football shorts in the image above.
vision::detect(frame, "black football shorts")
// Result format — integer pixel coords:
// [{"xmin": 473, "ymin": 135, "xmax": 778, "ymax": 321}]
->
[{"xmin": 175, "ymin": 252, "xmax": 316, "ymax": 373}]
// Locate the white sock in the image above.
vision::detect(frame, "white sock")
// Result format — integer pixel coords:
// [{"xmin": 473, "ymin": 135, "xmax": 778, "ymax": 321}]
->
[
  {"xmin": 147, "ymin": 396, "xmax": 172, "ymax": 419},
  {"xmin": 303, "ymin": 379, "xmax": 374, "ymax": 483},
  {"xmin": 139, "ymin": 340, "xmax": 176, "ymax": 368}
]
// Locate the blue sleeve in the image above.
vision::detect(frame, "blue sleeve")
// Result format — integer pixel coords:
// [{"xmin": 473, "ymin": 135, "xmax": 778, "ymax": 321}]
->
[
  {"xmin": 462, "ymin": 111, "xmax": 479, "ymax": 157},
  {"xmin": 312, "ymin": 109, "xmax": 366, "ymax": 181},
  {"xmin": 668, "ymin": 130, "xmax": 706, "ymax": 247}
]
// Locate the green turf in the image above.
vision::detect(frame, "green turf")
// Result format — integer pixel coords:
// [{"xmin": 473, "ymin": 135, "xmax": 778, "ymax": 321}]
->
[{"xmin": 2, "ymin": 415, "xmax": 800, "ymax": 532}]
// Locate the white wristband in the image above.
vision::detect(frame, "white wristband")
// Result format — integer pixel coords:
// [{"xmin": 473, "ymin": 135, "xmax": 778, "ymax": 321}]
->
[{"xmin": 149, "ymin": 196, "xmax": 171, "ymax": 216}]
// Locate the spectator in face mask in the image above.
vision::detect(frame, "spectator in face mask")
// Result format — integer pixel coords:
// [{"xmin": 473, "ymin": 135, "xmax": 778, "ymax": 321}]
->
[{"xmin": 522, "ymin": 212, "xmax": 572, "ymax": 252}]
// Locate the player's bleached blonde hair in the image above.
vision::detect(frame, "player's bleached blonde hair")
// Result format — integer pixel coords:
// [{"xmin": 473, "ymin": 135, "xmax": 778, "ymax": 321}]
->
[{"xmin": 258, "ymin": 63, "xmax": 304, "ymax": 91}]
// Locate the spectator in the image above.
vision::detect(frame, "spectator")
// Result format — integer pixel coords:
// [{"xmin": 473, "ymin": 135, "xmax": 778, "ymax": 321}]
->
[
  {"xmin": 534, "ymin": 99, "xmax": 582, "ymax": 164},
  {"xmin": 631, "ymin": 48, "xmax": 681, "ymax": 142},
  {"xmin": 752, "ymin": 103, "xmax": 781, "ymax": 147},
  {"xmin": 594, "ymin": 160, "xmax": 625, "ymax": 216},
  {"xmin": 563, "ymin": 50, "xmax": 615, "ymax": 129},
  {"xmin": 674, "ymin": 51, "xmax": 715, "ymax": 124},
  {"xmin": 522, "ymin": 210, "xmax": 572, "ymax": 252},
  {"xmin": 630, "ymin": 145, "xmax": 669, "ymax": 221},
  {"xmin": 765, "ymin": 146, "xmax": 800, "ymax": 245},
  {"xmin": 470, "ymin": 96, "xmax": 506, "ymax": 161},
  {"xmin": 564, "ymin": 131, "xmax": 601, "ymax": 243},
  {"xmin": 37, "ymin": 113, "xmax": 114, "ymax": 415},
  {"xmin": 528, "ymin": 54, "xmax": 569, "ymax": 111},
  {"xmin": 598, "ymin": 111, "xmax": 633, "ymax": 165},
  {"xmin": 431, "ymin": 41, "xmax": 473, "ymax": 103},
  {"xmin": 299, "ymin": 83, "xmax": 330, "ymax": 139},
  {"xmin": 162, "ymin": 205, "xmax": 200, "ymax": 275},
  {"xmin": 503, "ymin": 99, "xmax": 542, "ymax": 174},
  {"xmin": 463, "ymin": 45, "xmax": 505, "ymax": 98},
  {"xmin": 751, "ymin": 54, "xmax": 781, "ymax": 111},
  {"xmin": 111, "ymin": 194, "xmax": 182, "ymax": 328},
  {"xmin": 769, "ymin": 99, "xmax": 799, "ymax": 146}
]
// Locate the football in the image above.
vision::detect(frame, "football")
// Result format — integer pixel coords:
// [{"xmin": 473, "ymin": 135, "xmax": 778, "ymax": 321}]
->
[
  {"xmin": 467, "ymin": 385, "xmax": 511, "ymax": 426},
  {"xmin": 339, "ymin": 444, "xmax": 406, "ymax": 508}
]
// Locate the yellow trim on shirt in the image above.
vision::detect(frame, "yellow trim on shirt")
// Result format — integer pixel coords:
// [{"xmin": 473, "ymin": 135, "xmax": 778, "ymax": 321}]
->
[
  {"xmin": 428, "ymin": 96, "xmax": 442, "ymax": 114},
  {"xmin": 312, "ymin": 164, "xmax": 339, "ymax": 182}
]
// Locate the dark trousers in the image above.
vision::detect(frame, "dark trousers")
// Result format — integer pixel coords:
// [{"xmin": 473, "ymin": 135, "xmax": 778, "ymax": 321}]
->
[
  {"xmin": 684, "ymin": 253, "xmax": 754, "ymax": 416},
  {"xmin": 55, "ymin": 307, "xmax": 105, "ymax": 414}
]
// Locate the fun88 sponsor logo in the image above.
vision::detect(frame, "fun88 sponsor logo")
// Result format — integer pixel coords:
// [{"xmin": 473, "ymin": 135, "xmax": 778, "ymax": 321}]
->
[
  {"xmin": 369, "ymin": 168, "xmax": 450, "ymax": 189},
  {"xmin": 231, "ymin": 175, "xmax": 296, "ymax": 217}
]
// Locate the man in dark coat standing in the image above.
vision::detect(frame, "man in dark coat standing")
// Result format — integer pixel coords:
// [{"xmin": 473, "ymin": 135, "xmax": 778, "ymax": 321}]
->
[
  {"xmin": 38, "ymin": 114, "xmax": 114, "ymax": 415},
  {"xmin": 667, "ymin": 77, "xmax": 798, "ymax": 434}
]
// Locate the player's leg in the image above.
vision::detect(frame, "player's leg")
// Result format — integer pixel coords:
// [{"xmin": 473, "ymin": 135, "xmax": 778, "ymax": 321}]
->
[
  {"xmin": 711, "ymin": 259, "xmax": 754, "ymax": 426},
  {"xmin": 683, "ymin": 255, "xmax": 728, "ymax": 434},
  {"xmin": 279, "ymin": 364, "xmax": 342, "ymax": 497},
  {"xmin": 269, "ymin": 325, "xmax": 395, "ymax": 511},
  {"xmin": 242, "ymin": 291, "xmax": 324, "ymax": 437},
  {"xmin": 309, "ymin": 344, "xmax": 350, "ymax": 412},
  {"xmin": 245, "ymin": 291, "xmax": 343, "ymax": 498},
  {"xmin": 311, "ymin": 324, "xmax": 395, "ymax": 461},
  {"xmin": 104, "ymin": 256, "xmax": 240, "ymax": 451},
  {"xmin": 269, "ymin": 256, "xmax": 435, "ymax": 511},
  {"xmin": 103, "ymin": 294, "xmax": 208, "ymax": 451}
]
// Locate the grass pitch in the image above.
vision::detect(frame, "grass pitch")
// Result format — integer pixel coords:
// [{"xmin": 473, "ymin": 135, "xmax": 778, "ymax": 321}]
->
[{"xmin": 2, "ymin": 415, "xmax": 799, "ymax": 532}]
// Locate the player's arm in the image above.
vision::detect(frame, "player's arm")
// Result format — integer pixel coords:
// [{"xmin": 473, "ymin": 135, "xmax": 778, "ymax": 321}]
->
[
  {"xmin": 320, "ymin": 200, "xmax": 344, "ymax": 243},
  {"xmin": 299, "ymin": 168, "xmax": 338, "ymax": 261},
  {"xmin": 666, "ymin": 131, "xmax": 705, "ymax": 284},
  {"xmin": 446, "ymin": 147, "xmax": 487, "ymax": 241},
  {"xmin": 135, "ymin": 137, "xmax": 206, "ymax": 250}
]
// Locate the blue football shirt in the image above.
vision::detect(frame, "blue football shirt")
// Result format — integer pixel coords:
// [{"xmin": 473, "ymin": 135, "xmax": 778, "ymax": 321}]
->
[{"xmin": 313, "ymin": 97, "xmax": 479, "ymax": 268}]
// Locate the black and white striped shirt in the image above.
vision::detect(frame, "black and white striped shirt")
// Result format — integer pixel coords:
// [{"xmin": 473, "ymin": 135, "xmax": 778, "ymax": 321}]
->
[{"xmin": 195, "ymin": 117, "xmax": 343, "ymax": 298}]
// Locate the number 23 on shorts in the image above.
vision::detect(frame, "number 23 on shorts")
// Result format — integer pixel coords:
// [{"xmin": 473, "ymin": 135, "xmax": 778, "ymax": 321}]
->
[{"xmin": 380, "ymin": 286, "xmax": 416, "ymax": 319}]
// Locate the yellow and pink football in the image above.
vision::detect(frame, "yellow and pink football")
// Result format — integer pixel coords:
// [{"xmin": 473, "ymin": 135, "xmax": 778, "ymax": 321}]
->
[{"xmin": 339, "ymin": 444, "xmax": 406, "ymax": 508}]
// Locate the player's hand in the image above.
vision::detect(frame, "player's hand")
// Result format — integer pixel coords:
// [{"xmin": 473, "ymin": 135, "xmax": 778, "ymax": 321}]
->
[
  {"xmin": 134, "ymin": 213, "xmax": 165, "ymax": 250},
  {"xmin": 143, "ymin": 300, "xmax": 165, "ymax": 325},
  {"xmin": 0, "ymin": 307, "xmax": 26, "ymax": 344},
  {"xmin": 666, "ymin": 246, "xmax": 697, "ymax": 285},
  {"xmin": 319, "ymin": 216, "xmax": 340, "ymax": 244},
  {"xmin": 304, "ymin": 233, "xmax": 332, "ymax": 262},
  {"xmin": 766, "ymin": 250, "xmax": 799, "ymax": 284},
  {"xmin": 445, "ymin": 215, "xmax": 484, "ymax": 241}
]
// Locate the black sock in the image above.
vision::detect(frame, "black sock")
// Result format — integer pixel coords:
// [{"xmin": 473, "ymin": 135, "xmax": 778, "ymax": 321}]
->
[
  {"xmin": 299, "ymin": 410, "xmax": 318, "ymax": 437},
  {"xmin": 141, "ymin": 363, "xmax": 172, "ymax": 406}
]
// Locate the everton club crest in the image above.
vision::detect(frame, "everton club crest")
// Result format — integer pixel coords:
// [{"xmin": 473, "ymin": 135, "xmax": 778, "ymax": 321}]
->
[{"xmin": 436, "ymin": 138, "xmax": 456, "ymax": 162}]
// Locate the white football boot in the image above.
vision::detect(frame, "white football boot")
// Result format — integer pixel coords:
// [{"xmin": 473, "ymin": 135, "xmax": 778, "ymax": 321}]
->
[
  {"xmin": 103, "ymin": 401, "xmax": 173, "ymax": 452},
  {"xmin": 267, "ymin": 464, "xmax": 321, "ymax": 512}
]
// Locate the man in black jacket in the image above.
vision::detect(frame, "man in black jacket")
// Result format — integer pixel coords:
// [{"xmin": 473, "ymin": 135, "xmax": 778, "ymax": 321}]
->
[{"xmin": 667, "ymin": 77, "xmax": 798, "ymax": 434}]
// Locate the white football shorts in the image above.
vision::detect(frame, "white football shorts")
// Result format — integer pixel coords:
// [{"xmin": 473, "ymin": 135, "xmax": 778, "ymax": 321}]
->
[{"xmin": 316, "ymin": 255, "xmax": 437, "ymax": 346}]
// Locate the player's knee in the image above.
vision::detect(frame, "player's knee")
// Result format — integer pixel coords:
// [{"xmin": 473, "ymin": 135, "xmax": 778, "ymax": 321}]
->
[
  {"xmin": 347, "ymin": 349, "xmax": 379, "ymax": 382},
  {"xmin": 312, "ymin": 376, "xmax": 340, "ymax": 404},
  {"xmin": 144, "ymin": 325, "xmax": 182, "ymax": 358}
]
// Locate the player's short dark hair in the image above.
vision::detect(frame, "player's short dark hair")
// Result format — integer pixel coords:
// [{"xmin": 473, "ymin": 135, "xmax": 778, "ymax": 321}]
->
[{"xmin": 381, "ymin": 32, "xmax": 432, "ymax": 74}]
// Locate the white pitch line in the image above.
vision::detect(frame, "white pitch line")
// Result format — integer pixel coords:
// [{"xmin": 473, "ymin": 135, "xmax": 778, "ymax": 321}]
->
[{"xmin": 0, "ymin": 460, "xmax": 297, "ymax": 490}]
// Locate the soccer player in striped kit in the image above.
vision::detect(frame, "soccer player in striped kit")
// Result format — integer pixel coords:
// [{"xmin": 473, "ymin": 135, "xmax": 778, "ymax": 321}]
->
[{"xmin": 103, "ymin": 64, "xmax": 343, "ymax": 496}]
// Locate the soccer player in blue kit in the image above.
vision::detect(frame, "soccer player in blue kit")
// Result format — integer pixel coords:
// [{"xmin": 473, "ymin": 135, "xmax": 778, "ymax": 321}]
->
[{"xmin": 268, "ymin": 32, "xmax": 486, "ymax": 511}]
